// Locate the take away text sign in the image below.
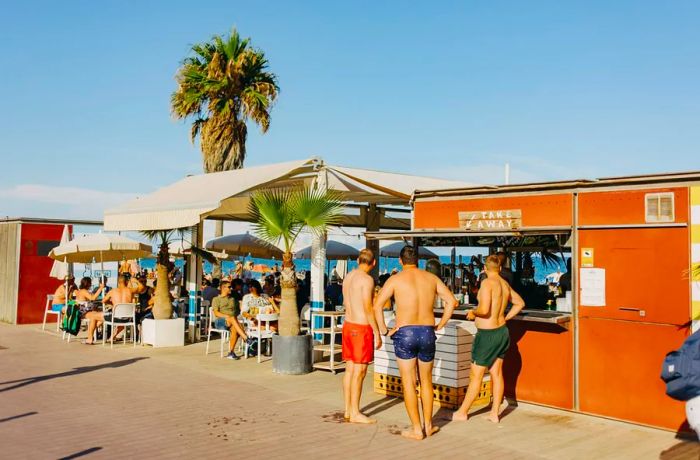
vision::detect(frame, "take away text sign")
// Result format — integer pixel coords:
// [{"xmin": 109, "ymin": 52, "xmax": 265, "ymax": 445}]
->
[{"xmin": 458, "ymin": 209, "xmax": 522, "ymax": 231}]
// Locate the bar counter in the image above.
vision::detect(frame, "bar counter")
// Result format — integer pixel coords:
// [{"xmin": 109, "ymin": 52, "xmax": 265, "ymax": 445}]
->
[{"xmin": 433, "ymin": 307, "xmax": 574, "ymax": 410}]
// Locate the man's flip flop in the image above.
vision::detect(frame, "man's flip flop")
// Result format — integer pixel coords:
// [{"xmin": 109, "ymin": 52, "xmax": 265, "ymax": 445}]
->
[{"xmin": 81, "ymin": 340, "xmax": 95, "ymax": 345}]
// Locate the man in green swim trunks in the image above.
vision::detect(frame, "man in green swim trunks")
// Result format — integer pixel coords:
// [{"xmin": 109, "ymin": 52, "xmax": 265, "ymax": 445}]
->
[{"xmin": 453, "ymin": 254, "xmax": 525, "ymax": 424}]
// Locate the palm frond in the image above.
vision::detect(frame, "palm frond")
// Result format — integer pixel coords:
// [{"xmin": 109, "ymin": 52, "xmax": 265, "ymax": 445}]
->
[
  {"xmin": 248, "ymin": 189, "xmax": 299, "ymax": 252},
  {"xmin": 289, "ymin": 188, "xmax": 343, "ymax": 237},
  {"xmin": 171, "ymin": 27, "xmax": 279, "ymax": 173}
]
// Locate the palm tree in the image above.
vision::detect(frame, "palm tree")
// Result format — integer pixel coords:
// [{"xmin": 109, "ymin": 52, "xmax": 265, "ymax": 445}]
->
[
  {"xmin": 141, "ymin": 229, "xmax": 215, "ymax": 320},
  {"xmin": 249, "ymin": 187, "xmax": 343, "ymax": 336},
  {"xmin": 171, "ymin": 28, "xmax": 279, "ymax": 274}
]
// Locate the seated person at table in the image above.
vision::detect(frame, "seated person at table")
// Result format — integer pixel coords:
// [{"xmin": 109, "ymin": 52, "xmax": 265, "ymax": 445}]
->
[
  {"xmin": 51, "ymin": 276, "xmax": 76, "ymax": 314},
  {"xmin": 133, "ymin": 275, "xmax": 154, "ymax": 321},
  {"xmin": 83, "ymin": 274, "xmax": 136, "ymax": 344},
  {"xmin": 212, "ymin": 281, "xmax": 248, "ymax": 360},
  {"xmin": 241, "ymin": 280, "xmax": 279, "ymax": 331},
  {"xmin": 74, "ymin": 277, "xmax": 104, "ymax": 312},
  {"xmin": 202, "ymin": 278, "xmax": 220, "ymax": 304}
]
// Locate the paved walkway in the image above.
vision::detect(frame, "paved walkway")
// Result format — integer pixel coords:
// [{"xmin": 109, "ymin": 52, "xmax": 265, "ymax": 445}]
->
[{"xmin": 0, "ymin": 324, "xmax": 697, "ymax": 459}]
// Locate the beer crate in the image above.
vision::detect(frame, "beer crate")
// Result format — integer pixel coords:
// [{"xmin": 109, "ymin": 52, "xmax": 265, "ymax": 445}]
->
[{"xmin": 373, "ymin": 373, "xmax": 491, "ymax": 410}]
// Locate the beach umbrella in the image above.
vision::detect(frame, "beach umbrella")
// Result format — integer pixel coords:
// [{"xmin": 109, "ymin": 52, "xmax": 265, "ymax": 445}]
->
[
  {"xmin": 295, "ymin": 240, "xmax": 360, "ymax": 260},
  {"xmin": 205, "ymin": 233, "xmax": 284, "ymax": 259},
  {"xmin": 252, "ymin": 263, "xmax": 271, "ymax": 273},
  {"xmin": 379, "ymin": 242, "xmax": 437, "ymax": 259},
  {"xmin": 166, "ymin": 239, "xmax": 227, "ymax": 260},
  {"xmin": 49, "ymin": 225, "xmax": 72, "ymax": 280},
  {"xmin": 49, "ymin": 233, "xmax": 152, "ymax": 265}
]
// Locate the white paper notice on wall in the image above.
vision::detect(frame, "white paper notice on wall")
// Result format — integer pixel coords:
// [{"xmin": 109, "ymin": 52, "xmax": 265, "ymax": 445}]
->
[{"xmin": 580, "ymin": 268, "xmax": 606, "ymax": 307}]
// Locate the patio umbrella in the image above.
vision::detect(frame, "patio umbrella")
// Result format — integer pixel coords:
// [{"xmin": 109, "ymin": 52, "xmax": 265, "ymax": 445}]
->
[
  {"xmin": 295, "ymin": 240, "xmax": 360, "ymax": 260},
  {"xmin": 205, "ymin": 233, "xmax": 284, "ymax": 259},
  {"xmin": 49, "ymin": 233, "xmax": 153, "ymax": 266},
  {"xmin": 379, "ymin": 242, "xmax": 438, "ymax": 259},
  {"xmin": 167, "ymin": 239, "xmax": 227, "ymax": 260},
  {"xmin": 49, "ymin": 225, "xmax": 72, "ymax": 280}
]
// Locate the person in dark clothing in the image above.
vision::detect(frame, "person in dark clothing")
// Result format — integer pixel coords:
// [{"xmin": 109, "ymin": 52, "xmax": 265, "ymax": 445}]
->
[
  {"xmin": 202, "ymin": 278, "xmax": 220, "ymax": 304},
  {"xmin": 326, "ymin": 273, "xmax": 343, "ymax": 308},
  {"xmin": 559, "ymin": 258, "xmax": 572, "ymax": 293}
]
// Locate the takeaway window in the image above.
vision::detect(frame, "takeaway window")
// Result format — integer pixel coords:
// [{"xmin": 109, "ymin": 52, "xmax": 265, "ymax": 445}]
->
[{"xmin": 645, "ymin": 192, "xmax": 674, "ymax": 223}]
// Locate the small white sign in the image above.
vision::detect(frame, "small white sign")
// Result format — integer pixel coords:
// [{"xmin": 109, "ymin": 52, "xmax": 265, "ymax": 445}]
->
[{"xmin": 580, "ymin": 268, "xmax": 606, "ymax": 307}]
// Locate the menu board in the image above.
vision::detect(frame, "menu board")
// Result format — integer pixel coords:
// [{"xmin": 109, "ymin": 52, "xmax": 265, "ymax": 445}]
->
[{"xmin": 580, "ymin": 268, "xmax": 606, "ymax": 307}]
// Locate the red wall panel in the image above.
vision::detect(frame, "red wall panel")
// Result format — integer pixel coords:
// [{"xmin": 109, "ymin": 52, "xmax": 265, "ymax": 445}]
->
[{"xmin": 17, "ymin": 223, "xmax": 67, "ymax": 324}]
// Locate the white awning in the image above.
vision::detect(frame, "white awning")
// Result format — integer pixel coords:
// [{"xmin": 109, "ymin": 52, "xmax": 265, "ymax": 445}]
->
[{"xmin": 104, "ymin": 158, "xmax": 475, "ymax": 232}]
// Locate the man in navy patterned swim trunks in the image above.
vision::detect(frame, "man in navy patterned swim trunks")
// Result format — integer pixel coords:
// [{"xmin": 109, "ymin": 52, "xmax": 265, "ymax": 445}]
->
[{"xmin": 374, "ymin": 245, "xmax": 457, "ymax": 441}]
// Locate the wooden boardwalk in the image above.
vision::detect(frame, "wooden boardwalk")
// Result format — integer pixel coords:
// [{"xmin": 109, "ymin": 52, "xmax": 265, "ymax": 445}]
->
[{"xmin": 0, "ymin": 323, "xmax": 696, "ymax": 459}]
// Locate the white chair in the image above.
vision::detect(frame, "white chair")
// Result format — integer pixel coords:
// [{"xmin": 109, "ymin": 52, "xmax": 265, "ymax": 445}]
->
[
  {"xmin": 102, "ymin": 303, "xmax": 137, "ymax": 348},
  {"xmin": 246, "ymin": 313, "xmax": 278, "ymax": 363},
  {"xmin": 42, "ymin": 294, "xmax": 60, "ymax": 332},
  {"xmin": 300, "ymin": 304, "xmax": 311, "ymax": 332},
  {"xmin": 205, "ymin": 306, "xmax": 230, "ymax": 358}
]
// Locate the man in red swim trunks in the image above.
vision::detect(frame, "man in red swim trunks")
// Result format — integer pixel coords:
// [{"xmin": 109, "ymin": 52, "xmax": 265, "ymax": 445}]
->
[{"xmin": 341, "ymin": 248, "xmax": 382, "ymax": 424}]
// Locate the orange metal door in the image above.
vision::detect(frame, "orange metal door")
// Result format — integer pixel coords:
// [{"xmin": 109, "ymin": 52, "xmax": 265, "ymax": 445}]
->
[
  {"xmin": 578, "ymin": 227, "xmax": 690, "ymax": 429},
  {"xmin": 579, "ymin": 318, "xmax": 687, "ymax": 429},
  {"xmin": 578, "ymin": 228, "xmax": 689, "ymax": 325}
]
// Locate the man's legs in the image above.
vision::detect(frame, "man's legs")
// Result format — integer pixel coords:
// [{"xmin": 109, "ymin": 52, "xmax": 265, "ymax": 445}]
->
[
  {"xmin": 226, "ymin": 317, "xmax": 247, "ymax": 353},
  {"xmin": 417, "ymin": 359, "xmax": 438, "ymax": 436},
  {"xmin": 488, "ymin": 358, "xmax": 504, "ymax": 423},
  {"xmin": 452, "ymin": 363, "xmax": 487, "ymax": 421},
  {"xmin": 397, "ymin": 357, "xmax": 424, "ymax": 440},
  {"xmin": 348, "ymin": 363, "xmax": 374, "ymax": 424},
  {"xmin": 343, "ymin": 360, "xmax": 354, "ymax": 419}
]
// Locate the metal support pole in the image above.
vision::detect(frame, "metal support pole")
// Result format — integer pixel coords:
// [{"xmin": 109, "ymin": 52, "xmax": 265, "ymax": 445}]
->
[
  {"xmin": 185, "ymin": 222, "xmax": 203, "ymax": 343},
  {"xmin": 311, "ymin": 167, "xmax": 328, "ymax": 342},
  {"xmin": 366, "ymin": 204, "xmax": 381, "ymax": 280}
]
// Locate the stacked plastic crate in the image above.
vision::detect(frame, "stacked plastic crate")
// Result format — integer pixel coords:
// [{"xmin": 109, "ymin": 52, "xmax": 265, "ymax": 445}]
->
[{"xmin": 373, "ymin": 320, "xmax": 491, "ymax": 409}]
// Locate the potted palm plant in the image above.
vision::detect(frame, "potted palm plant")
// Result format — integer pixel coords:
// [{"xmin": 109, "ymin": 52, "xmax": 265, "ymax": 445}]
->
[
  {"xmin": 249, "ymin": 187, "xmax": 342, "ymax": 374},
  {"xmin": 141, "ymin": 228, "xmax": 215, "ymax": 347}
]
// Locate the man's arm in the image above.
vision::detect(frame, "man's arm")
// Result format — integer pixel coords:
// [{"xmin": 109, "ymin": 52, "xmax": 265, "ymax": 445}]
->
[
  {"xmin": 504, "ymin": 286, "xmax": 526, "ymax": 321},
  {"xmin": 434, "ymin": 277, "xmax": 458, "ymax": 331},
  {"xmin": 361, "ymin": 277, "xmax": 382, "ymax": 349},
  {"xmin": 373, "ymin": 278, "xmax": 394, "ymax": 335},
  {"xmin": 472, "ymin": 282, "xmax": 492, "ymax": 318}
]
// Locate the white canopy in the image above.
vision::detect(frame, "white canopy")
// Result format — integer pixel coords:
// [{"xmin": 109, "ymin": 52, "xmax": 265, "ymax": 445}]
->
[
  {"xmin": 48, "ymin": 233, "xmax": 152, "ymax": 264},
  {"xmin": 49, "ymin": 225, "xmax": 72, "ymax": 279},
  {"xmin": 104, "ymin": 158, "xmax": 475, "ymax": 231}
]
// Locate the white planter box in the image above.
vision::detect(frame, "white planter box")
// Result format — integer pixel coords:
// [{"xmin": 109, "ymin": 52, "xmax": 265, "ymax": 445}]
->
[{"xmin": 141, "ymin": 318, "xmax": 185, "ymax": 348}]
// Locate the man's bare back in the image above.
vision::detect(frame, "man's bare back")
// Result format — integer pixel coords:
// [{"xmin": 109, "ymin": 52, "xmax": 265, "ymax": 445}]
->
[
  {"xmin": 343, "ymin": 269, "xmax": 374, "ymax": 324},
  {"xmin": 105, "ymin": 286, "xmax": 133, "ymax": 307},
  {"xmin": 471, "ymin": 272, "xmax": 525, "ymax": 329},
  {"xmin": 387, "ymin": 269, "xmax": 443, "ymax": 327}
]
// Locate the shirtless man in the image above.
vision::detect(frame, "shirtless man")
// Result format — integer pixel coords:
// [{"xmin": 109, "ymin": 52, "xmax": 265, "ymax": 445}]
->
[
  {"xmin": 341, "ymin": 249, "xmax": 381, "ymax": 424},
  {"xmin": 51, "ymin": 276, "xmax": 76, "ymax": 314},
  {"xmin": 84, "ymin": 274, "xmax": 136, "ymax": 344},
  {"xmin": 373, "ymin": 245, "xmax": 457, "ymax": 440},
  {"xmin": 453, "ymin": 254, "xmax": 525, "ymax": 423}
]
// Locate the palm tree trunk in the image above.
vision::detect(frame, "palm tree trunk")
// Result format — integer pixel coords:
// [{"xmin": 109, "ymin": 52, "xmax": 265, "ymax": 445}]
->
[
  {"xmin": 278, "ymin": 251, "xmax": 299, "ymax": 336},
  {"xmin": 152, "ymin": 242, "xmax": 172, "ymax": 319}
]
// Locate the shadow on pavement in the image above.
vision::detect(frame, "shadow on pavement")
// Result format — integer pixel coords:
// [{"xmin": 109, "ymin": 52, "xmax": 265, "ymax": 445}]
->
[
  {"xmin": 659, "ymin": 440, "xmax": 700, "ymax": 460},
  {"xmin": 58, "ymin": 447, "xmax": 103, "ymax": 459},
  {"xmin": 0, "ymin": 358, "xmax": 148, "ymax": 393},
  {"xmin": 0, "ymin": 411, "xmax": 38, "ymax": 423},
  {"xmin": 362, "ymin": 397, "xmax": 404, "ymax": 417}
]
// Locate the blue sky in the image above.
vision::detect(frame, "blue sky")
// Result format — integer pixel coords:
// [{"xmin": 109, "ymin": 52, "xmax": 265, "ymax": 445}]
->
[{"xmin": 1, "ymin": 0, "xmax": 699, "ymax": 223}]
